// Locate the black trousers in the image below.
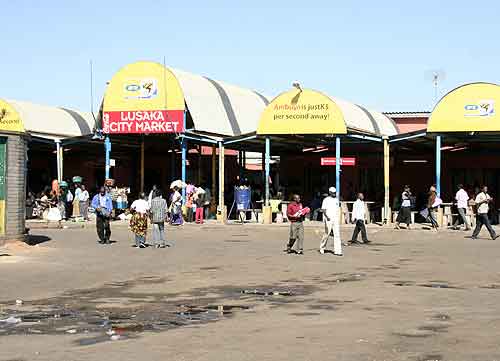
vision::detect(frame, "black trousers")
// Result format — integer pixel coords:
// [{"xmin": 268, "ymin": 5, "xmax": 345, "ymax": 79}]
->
[
  {"xmin": 472, "ymin": 214, "xmax": 496, "ymax": 239},
  {"xmin": 351, "ymin": 220, "xmax": 368, "ymax": 242},
  {"xmin": 96, "ymin": 215, "xmax": 111, "ymax": 242}
]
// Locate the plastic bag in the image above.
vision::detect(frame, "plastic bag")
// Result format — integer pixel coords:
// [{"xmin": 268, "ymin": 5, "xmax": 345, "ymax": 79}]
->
[{"xmin": 47, "ymin": 207, "xmax": 62, "ymax": 222}]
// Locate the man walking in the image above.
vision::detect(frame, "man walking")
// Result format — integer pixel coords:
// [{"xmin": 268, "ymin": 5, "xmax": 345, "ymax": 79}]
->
[
  {"xmin": 91, "ymin": 186, "xmax": 113, "ymax": 244},
  {"xmin": 319, "ymin": 187, "xmax": 342, "ymax": 256},
  {"xmin": 286, "ymin": 194, "xmax": 307, "ymax": 255},
  {"xmin": 471, "ymin": 185, "xmax": 498, "ymax": 240},
  {"xmin": 150, "ymin": 189, "xmax": 168, "ymax": 248},
  {"xmin": 454, "ymin": 184, "xmax": 471, "ymax": 231},
  {"xmin": 350, "ymin": 193, "xmax": 370, "ymax": 245}
]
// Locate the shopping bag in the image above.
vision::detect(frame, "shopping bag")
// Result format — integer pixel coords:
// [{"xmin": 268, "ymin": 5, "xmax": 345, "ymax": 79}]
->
[{"xmin": 47, "ymin": 207, "xmax": 62, "ymax": 222}]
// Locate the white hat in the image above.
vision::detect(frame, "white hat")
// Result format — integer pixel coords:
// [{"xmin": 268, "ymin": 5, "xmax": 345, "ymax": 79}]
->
[{"xmin": 329, "ymin": 187, "xmax": 336, "ymax": 193}]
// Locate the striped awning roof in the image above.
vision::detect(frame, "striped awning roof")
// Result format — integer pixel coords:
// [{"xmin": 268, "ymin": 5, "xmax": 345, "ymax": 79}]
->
[
  {"xmin": 5, "ymin": 99, "xmax": 95, "ymax": 140},
  {"xmin": 170, "ymin": 68, "xmax": 270, "ymax": 136}
]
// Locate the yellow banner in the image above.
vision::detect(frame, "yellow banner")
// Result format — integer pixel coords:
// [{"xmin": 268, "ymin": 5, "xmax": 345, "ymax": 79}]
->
[
  {"xmin": 428, "ymin": 82, "xmax": 500, "ymax": 132},
  {"xmin": 0, "ymin": 200, "xmax": 5, "ymax": 235},
  {"xmin": 103, "ymin": 61, "xmax": 185, "ymax": 112},
  {"xmin": 257, "ymin": 88, "xmax": 347, "ymax": 135},
  {"xmin": 0, "ymin": 99, "xmax": 24, "ymax": 133}
]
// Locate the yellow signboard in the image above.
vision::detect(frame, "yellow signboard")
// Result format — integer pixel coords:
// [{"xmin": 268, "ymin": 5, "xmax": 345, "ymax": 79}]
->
[
  {"xmin": 0, "ymin": 99, "xmax": 24, "ymax": 133},
  {"xmin": 428, "ymin": 82, "xmax": 500, "ymax": 132},
  {"xmin": 257, "ymin": 88, "xmax": 347, "ymax": 135},
  {"xmin": 102, "ymin": 61, "xmax": 185, "ymax": 134}
]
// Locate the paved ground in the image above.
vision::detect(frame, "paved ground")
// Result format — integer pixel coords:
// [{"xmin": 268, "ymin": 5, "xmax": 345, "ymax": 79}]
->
[{"xmin": 1, "ymin": 221, "xmax": 500, "ymax": 361}]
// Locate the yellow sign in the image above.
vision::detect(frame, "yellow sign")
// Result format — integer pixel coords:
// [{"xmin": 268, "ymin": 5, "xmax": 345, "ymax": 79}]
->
[
  {"xmin": 103, "ymin": 61, "xmax": 185, "ymax": 112},
  {"xmin": 428, "ymin": 82, "xmax": 500, "ymax": 132},
  {"xmin": 257, "ymin": 88, "xmax": 347, "ymax": 135},
  {"xmin": 0, "ymin": 200, "xmax": 4, "ymax": 235},
  {"xmin": 0, "ymin": 99, "xmax": 24, "ymax": 133},
  {"xmin": 103, "ymin": 61, "xmax": 185, "ymax": 134}
]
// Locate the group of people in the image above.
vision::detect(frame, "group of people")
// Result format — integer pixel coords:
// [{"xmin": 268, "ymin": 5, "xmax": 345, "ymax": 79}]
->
[
  {"xmin": 284, "ymin": 182, "xmax": 500, "ymax": 256},
  {"xmin": 28, "ymin": 181, "xmax": 90, "ymax": 221},
  {"xmin": 285, "ymin": 187, "xmax": 370, "ymax": 256}
]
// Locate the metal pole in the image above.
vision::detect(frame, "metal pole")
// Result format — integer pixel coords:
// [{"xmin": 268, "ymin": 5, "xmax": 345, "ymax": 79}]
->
[
  {"xmin": 436, "ymin": 135, "xmax": 441, "ymax": 197},
  {"xmin": 104, "ymin": 136, "xmax": 111, "ymax": 181},
  {"xmin": 55, "ymin": 140, "xmax": 62, "ymax": 182},
  {"xmin": 218, "ymin": 141, "xmax": 225, "ymax": 210},
  {"xmin": 383, "ymin": 137, "xmax": 390, "ymax": 223},
  {"xmin": 335, "ymin": 136, "xmax": 341, "ymax": 200},
  {"xmin": 140, "ymin": 137, "xmax": 145, "ymax": 192},
  {"xmin": 265, "ymin": 137, "xmax": 271, "ymax": 206},
  {"xmin": 211, "ymin": 145, "xmax": 216, "ymax": 206},
  {"xmin": 181, "ymin": 111, "xmax": 187, "ymax": 201}
]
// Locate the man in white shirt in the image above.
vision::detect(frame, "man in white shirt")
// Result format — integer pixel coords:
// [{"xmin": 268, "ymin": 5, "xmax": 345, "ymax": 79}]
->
[
  {"xmin": 454, "ymin": 184, "xmax": 471, "ymax": 231},
  {"xmin": 350, "ymin": 193, "xmax": 369, "ymax": 244},
  {"xmin": 471, "ymin": 185, "xmax": 498, "ymax": 240},
  {"xmin": 78, "ymin": 184, "xmax": 90, "ymax": 220},
  {"xmin": 319, "ymin": 187, "xmax": 342, "ymax": 256}
]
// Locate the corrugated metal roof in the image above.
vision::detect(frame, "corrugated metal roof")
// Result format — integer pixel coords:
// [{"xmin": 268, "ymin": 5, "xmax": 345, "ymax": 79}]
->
[{"xmin": 6, "ymin": 99, "xmax": 95, "ymax": 139}]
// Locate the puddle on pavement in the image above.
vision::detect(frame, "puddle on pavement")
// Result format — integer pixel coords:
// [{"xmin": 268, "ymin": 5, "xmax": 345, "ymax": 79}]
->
[
  {"xmin": 419, "ymin": 283, "xmax": 463, "ymax": 289},
  {"xmin": 0, "ymin": 277, "xmax": 315, "ymax": 346},
  {"xmin": 385, "ymin": 280, "xmax": 415, "ymax": 287},
  {"xmin": 414, "ymin": 354, "xmax": 443, "ymax": 361}
]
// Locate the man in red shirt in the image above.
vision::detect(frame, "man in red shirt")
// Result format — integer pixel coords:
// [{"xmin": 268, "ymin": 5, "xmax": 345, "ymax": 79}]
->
[{"xmin": 286, "ymin": 194, "xmax": 306, "ymax": 255}]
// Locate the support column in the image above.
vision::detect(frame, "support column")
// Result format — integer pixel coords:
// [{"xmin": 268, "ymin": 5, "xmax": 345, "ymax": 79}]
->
[
  {"xmin": 217, "ymin": 141, "xmax": 226, "ymax": 222},
  {"xmin": 104, "ymin": 136, "xmax": 111, "ymax": 181},
  {"xmin": 211, "ymin": 145, "xmax": 216, "ymax": 203},
  {"xmin": 197, "ymin": 145, "xmax": 202, "ymax": 185},
  {"xmin": 335, "ymin": 136, "xmax": 341, "ymax": 200},
  {"xmin": 181, "ymin": 111, "xmax": 187, "ymax": 201},
  {"xmin": 436, "ymin": 135, "xmax": 441, "ymax": 197},
  {"xmin": 55, "ymin": 140, "xmax": 62, "ymax": 182},
  {"xmin": 383, "ymin": 137, "xmax": 391, "ymax": 224},
  {"xmin": 140, "ymin": 137, "xmax": 145, "ymax": 192},
  {"xmin": 263, "ymin": 137, "xmax": 272, "ymax": 224}
]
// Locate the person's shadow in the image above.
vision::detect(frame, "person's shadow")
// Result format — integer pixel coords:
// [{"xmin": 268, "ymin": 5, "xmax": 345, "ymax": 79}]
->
[{"xmin": 25, "ymin": 235, "xmax": 52, "ymax": 246}]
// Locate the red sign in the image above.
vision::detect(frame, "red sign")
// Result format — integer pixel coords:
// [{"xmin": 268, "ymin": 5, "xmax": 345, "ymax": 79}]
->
[
  {"xmin": 321, "ymin": 157, "xmax": 356, "ymax": 166},
  {"xmin": 102, "ymin": 110, "xmax": 184, "ymax": 134}
]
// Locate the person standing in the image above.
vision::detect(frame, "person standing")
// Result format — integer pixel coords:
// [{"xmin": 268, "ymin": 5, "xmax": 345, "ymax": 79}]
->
[
  {"xmin": 319, "ymin": 187, "xmax": 342, "ymax": 256},
  {"xmin": 79, "ymin": 184, "xmax": 90, "ymax": 221},
  {"xmin": 426, "ymin": 185, "xmax": 440, "ymax": 230},
  {"xmin": 350, "ymin": 193, "xmax": 370, "ymax": 244},
  {"xmin": 454, "ymin": 184, "xmax": 471, "ymax": 231},
  {"xmin": 194, "ymin": 188, "xmax": 205, "ymax": 224},
  {"xmin": 395, "ymin": 185, "xmax": 412, "ymax": 229},
  {"xmin": 148, "ymin": 184, "xmax": 158, "ymax": 207},
  {"xmin": 286, "ymin": 194, "xmax": 307, "ymax": 255},
  {"xmin": 26, "ymin": 191, "xmax": 35, "ymax": 219},
  {"xmin": 169, "ymin": 186, "xmax": 184, "ymax": 226},
  {"xmin": 130, "ymin": 192, "xmax": 150, "ymax": 248},
  {"xmin": 150, "ymin": 189, "xmax": 168, "ymax": 248},
  {"xmin": 471, "ymin": 185, "xmax": 498, "ymax": 240},
  {"xmin": 91, "ymin": 187, "xmax": 113, "ymax": 244}
]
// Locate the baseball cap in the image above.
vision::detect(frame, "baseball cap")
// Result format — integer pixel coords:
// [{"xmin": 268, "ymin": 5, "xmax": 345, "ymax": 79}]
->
[{"xmin": 329, "ymin": 187, "xmax": 336, "ymax": 193}]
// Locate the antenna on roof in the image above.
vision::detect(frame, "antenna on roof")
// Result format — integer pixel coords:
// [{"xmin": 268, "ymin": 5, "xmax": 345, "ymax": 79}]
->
[
  {"xmin": 425, "ymin": 69, "xmax": 446, "ymax": 107},
  {"xmin": 89, "ymin": 59, "xmax": 95, "ymax": 121}
]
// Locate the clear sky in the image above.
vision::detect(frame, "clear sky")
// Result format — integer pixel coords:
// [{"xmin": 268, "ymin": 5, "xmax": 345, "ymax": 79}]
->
[{"xmin": 1, "ymin": 0, "xmax": 499, "ymax": 113}]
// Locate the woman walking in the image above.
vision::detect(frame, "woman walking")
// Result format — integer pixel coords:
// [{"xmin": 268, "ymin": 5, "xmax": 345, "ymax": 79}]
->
[
  {"xmin": 395, "ymin": 185, "xmax": 412, "ymax": 229},
  {"xmin": 169, "ymin": 186, "xmax": 184, "ymax": 226},
  {"xmin": 130, "ymin": 192, "xmax": 150, "ymax": 248}
]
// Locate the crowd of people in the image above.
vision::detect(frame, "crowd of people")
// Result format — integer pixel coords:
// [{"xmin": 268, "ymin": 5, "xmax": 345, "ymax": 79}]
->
[{"xmin": 27, "ymin": 177, "xmax": 500, "ymax": 253}]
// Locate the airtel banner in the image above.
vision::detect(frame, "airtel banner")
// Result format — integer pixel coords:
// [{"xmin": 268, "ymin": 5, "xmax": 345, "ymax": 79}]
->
[
  {"xmin": 102, "ymin": 110, "xmax": 184, "ymax": 134},
  {"xmin": 321, "ymin": 157, "xmax": 356, "ymax": 166}
]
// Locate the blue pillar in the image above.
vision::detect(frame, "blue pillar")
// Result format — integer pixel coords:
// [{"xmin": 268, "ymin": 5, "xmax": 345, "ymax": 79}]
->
[
  {"xmin": 335, "ymin": 136, "xmax": 341, "ymax": 200},
  {"xmin": 265, "ymin": 137, "xmax": 271, "ymax": 206},
  {"xmin": 104, "ymin": 136, "xmax": 111, "ymax": 180},
  {"xmin": 436, "ymin": 135, "xmax": 441, "ymax": 197},
  {"xmin": 181, "ymin": 111, "xmax": 187, "ymax": 201}
]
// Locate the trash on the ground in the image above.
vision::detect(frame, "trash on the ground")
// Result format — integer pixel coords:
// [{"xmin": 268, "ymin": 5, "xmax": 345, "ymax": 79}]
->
[
  {"xmin": 0, "ymin": 316, "xmax": 21, "ymax": 324},
  {"xmin": 66, "ymin": 329, "xmax": 77, "ymax": 334},
  {"xmin": 15, "ymin": 299, "xmax": 23, "ymax": 306},
  {"xmin": 110, "ymin": 334, "xmax": 121, "ymax": 341},
  {"xmin": 106, "ymin": 329, "xmax": 115, "ymax": 336},
  {"xmin": 241, "ymin": 289, "xmax": 293, "ymax": 296}
]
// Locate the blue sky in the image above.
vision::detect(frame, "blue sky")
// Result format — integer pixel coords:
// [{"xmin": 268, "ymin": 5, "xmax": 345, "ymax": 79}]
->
[{"xmin": 1, "ymin": 0, "xmax": 498, "ymax": 112}]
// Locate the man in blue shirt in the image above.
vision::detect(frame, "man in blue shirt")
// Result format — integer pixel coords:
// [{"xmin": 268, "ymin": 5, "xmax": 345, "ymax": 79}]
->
[{"xmin": 91, "ymin": 186, "xmax": 113, "ymax": 244}]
